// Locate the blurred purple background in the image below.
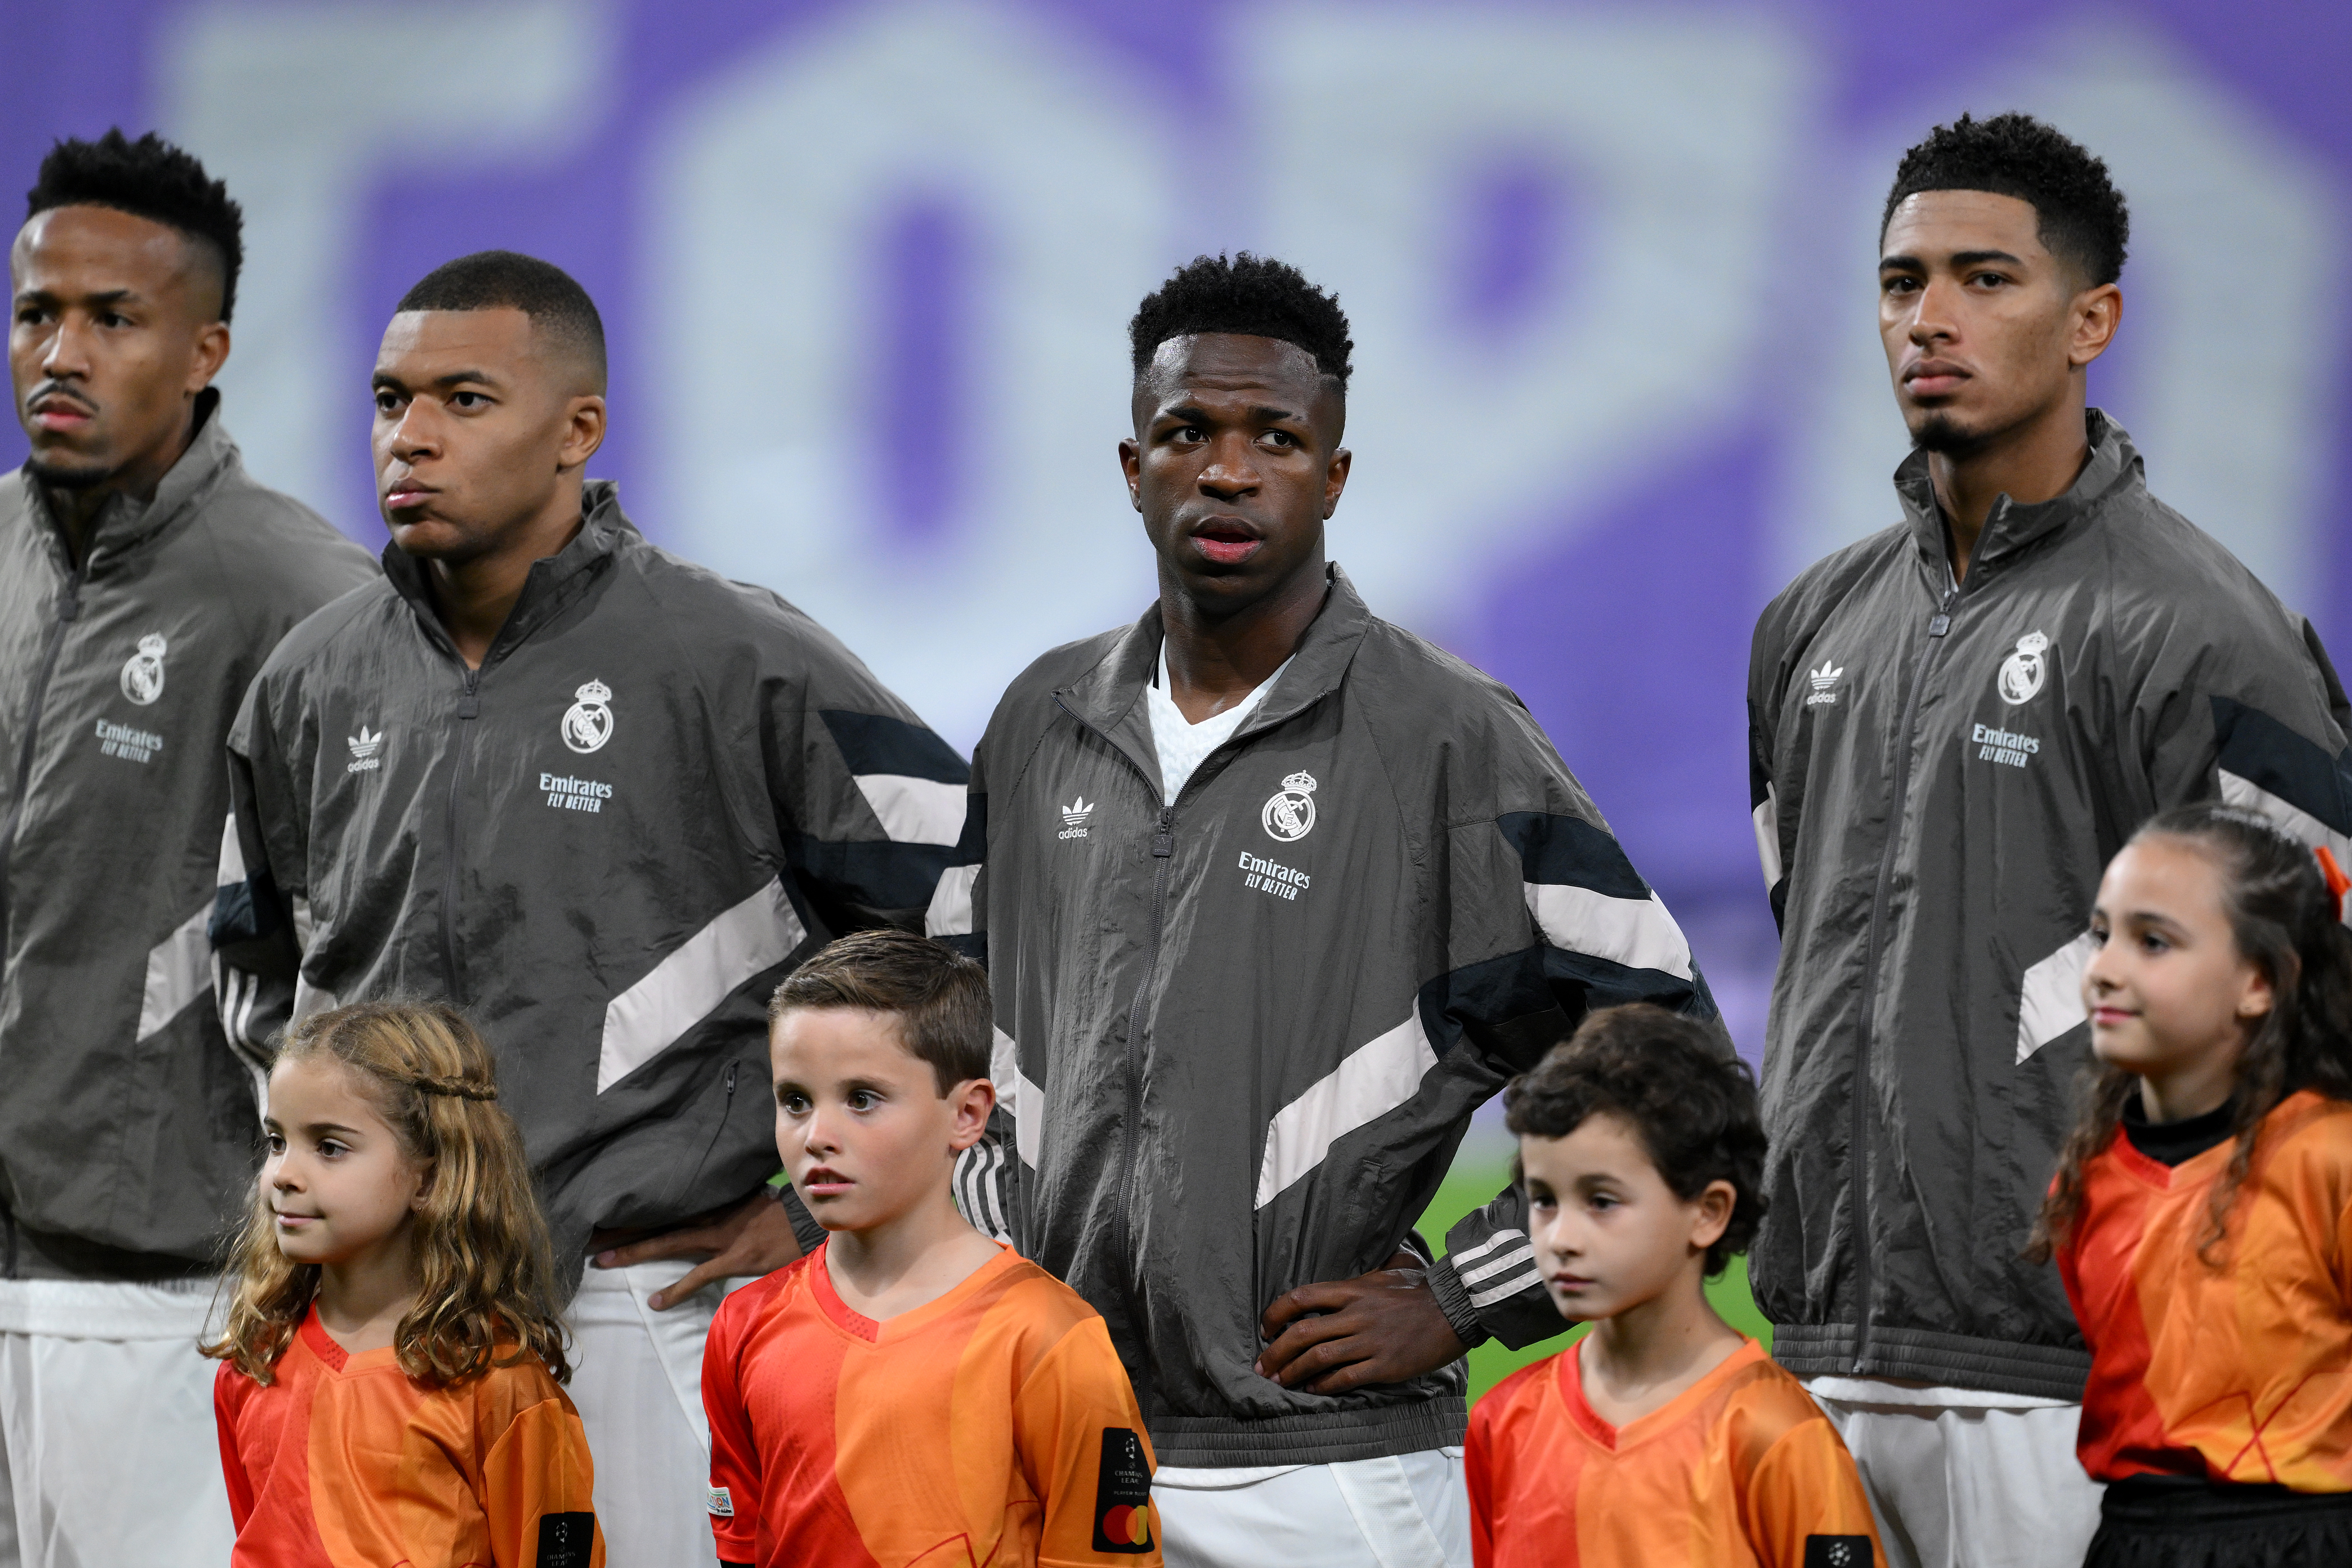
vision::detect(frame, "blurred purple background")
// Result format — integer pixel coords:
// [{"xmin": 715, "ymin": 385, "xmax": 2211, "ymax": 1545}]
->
[{"xmin": 6, "ymin": 0, "xmax": 2348, "ymax": 1061}]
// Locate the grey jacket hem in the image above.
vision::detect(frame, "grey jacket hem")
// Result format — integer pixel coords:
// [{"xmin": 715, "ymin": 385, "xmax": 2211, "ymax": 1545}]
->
[
  {"xmin": 1147, "ymin": 1397, "xmax": 1469, "ymax": 1468},
  {"xmin": 1770, "ymin": 1322, "xmax": 2090, "ymax": 1402}
]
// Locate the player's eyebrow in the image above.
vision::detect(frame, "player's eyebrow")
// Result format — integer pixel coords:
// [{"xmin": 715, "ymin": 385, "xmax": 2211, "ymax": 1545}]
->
[
  {"xmin": 1247, "ymin": 403, "xmax": 1307, "ymax": 426},
  {"xmin": 1949, "ymin": 249, "xmax": 2025, "ymax": 269}
]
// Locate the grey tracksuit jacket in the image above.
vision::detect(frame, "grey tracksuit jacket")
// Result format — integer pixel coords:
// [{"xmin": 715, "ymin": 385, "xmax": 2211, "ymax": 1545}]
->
[
  {"xmin": 214, "ymin": 481, "xmax": 971, "ymax": 1269},
  {"xmin": 1748, "ymin": 411, "xmax": 2352, "ymax": 1399},
  {"xmin": 0, "ymin": 394, "xmax": 375, "ymax": 1277},
  {"xmin": 950, "ymin": 567, "xmax": 1720, "ymax": 1467}
]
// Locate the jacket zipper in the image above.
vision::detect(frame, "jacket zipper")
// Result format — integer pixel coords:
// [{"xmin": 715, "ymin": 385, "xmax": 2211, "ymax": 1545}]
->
[
  {"xmin": 440, "ymin": 669, "xmax": 481, "ymax": 1000},
  {"xmin": 1848, "ymin": 572, "xmax": 1961, "ymax": 1372},
  {"xmin": 0, "ymin": 567, "xmax": 83, "ymax": 965},
  {"xmin": 1114, "ymin": 805, "xmax": 1177, "ymax": 1336}
]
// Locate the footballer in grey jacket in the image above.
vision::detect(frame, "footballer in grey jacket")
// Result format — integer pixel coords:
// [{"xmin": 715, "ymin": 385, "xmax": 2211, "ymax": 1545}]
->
[
  {"xmin": 953, "ymin": 256, "xmax": 1721, "ymax": 1472},
  {"xmin": 1749, "ymin": 409, "xmax": 2352, "ymax": 1399},
  {"xmin": 215, "ymin": 478, "xmax": 973, "ymax": 1270},
  {"xmin": 0, "ymin": 390, "xmax": 373, "ymax": 1274}
]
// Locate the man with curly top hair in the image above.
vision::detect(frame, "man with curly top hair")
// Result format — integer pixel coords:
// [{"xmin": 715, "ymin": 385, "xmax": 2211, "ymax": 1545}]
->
[
  {"xmin": 1747, "ymin": 112, "xmax": 2352, "ymax": 1565},
  {"xmin": 948, "ymin": 253, "xmax": 1724, "ymax": 1565},
  {"xmin": 0, "ymin": 129, "xmax": 374, "ymax": 1568}
]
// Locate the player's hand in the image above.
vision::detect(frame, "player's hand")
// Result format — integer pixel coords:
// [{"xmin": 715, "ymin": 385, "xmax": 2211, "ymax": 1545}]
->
[
  {"xmin": 587, "ymin": 1190, "xmax": 803, "ymax": 1310},
  {"xmin": 1254, "ymin": 1250, "xmax": 1470, "ymax": 1395}
]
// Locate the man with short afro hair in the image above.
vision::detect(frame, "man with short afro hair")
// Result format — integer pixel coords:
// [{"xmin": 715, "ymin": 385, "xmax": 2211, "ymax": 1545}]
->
[
  {"xmin": 1748, "ymin": 111, "xmax": 2352, "ymax": 1566},
  {"xmin": 1, "ymin": 128, "xmax": 375, "ymax": 1568},
  {"xmin": 955, "ymin": 252, "xmax": 1722, "ymax": 1566}
]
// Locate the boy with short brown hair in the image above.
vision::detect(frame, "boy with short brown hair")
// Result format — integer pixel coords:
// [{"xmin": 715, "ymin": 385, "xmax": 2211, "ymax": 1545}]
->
[
  {"xmin": 1467, "ymin": 1005, "xmax": 1882, "ymax": 1567},
  {"xmin": 702, "ymin": 929, "xmax": 1160, "ymax": 1567}
]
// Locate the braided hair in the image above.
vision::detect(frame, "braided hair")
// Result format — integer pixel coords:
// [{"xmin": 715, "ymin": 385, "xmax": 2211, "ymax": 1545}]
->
[
  {"xmin": 205, "ymin": 1001, "xmax": 568, "ymax": 1387},
  {"xmin": 2031, "ymin": 805, "xmax": 2352, "ymax": 1264}
]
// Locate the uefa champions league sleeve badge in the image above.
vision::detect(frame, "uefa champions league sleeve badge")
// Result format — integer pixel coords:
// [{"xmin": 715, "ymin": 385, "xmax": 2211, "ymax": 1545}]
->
[{"xmin": 119, "ymin": 633, "xmax": 167, "ymax": 705}]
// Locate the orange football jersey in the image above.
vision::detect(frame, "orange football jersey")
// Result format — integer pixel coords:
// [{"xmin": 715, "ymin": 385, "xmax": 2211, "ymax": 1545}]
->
[
  {"xmin": 702, "ymin": 1241, "xmax": 1160, "ymax": 1567},
  {"xmin": 212, "ymin": 1306, "xmax": 602, "ymax": 1567},
  {"xmin": 2058, "ymin": 1089, "xmax": 2352, "ymax": 1488},
  {"xmin": 1468, "ymin": 1336, "xmax": 1881, "ymax": 1568}
]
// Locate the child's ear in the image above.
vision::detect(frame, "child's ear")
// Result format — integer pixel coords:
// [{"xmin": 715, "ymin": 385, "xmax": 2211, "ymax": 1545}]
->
[
  {"xmin": 1688, "ymin": 1179, "xmax": 1736, "ymax": 1254},
  {"xmin": 409, "ymin": 1159, "xmax": 437, "ymax": 1213},
  {"xmin": 946, "ymin": 1078, "xmax": 997, "ymax": 1153},
  {"xmin": 2236, "ymin": 959, "xmax": 2276, "ymax": 1022}
]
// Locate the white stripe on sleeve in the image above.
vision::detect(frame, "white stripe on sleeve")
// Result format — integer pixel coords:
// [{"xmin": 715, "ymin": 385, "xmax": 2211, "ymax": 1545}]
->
[
  {"xmin": 598, "ymin": 876, "xmax": 806, "ymax": 1092},
  {"xmin": 1523, "ymin": 883, "xmax": 1695, "ymax": 980},
  {"xmin": 853, "ymin": 774, "xmax": 967, "ymax": 846},
  {"xmin": 1255, "ymin": 1011, "xmax": 1439, "ymax": 1209}
]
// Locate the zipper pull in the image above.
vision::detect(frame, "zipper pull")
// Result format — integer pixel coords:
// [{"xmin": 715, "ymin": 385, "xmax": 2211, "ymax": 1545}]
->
[
  {"xmin": 458, "ymin": 671, "xmax": 480, "ymax": 720},
  {"xmin": 1928, "ymin": 586, "xmax": 1958, "ymax": 638},
  {"xmin": 1151, "ymin": 807, "xmax": 1174, "ymax": 858}
]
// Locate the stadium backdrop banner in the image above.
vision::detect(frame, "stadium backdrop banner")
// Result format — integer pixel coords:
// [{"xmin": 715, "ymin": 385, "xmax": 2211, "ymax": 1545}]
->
[{"xmin": 5, "ymin": 0, "xmax": 2347, "ymax": 1054}]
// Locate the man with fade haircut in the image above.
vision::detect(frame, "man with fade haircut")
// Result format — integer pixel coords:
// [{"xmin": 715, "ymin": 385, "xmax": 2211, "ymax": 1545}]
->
[
  {"xmin": 1748, "ymin": 112, "xmax": 2352, "ymax": 1567},
  {"xmin": 0, "ymin": 129, "xmax": 374, "ymax": 1568},
  {"xmin": 944, "ymin": 252, "xmax": 1723, "ymax": 1567},
  {"xmin": 212, "ymin": 249, "xmax": 977, "ymax": 1565}
]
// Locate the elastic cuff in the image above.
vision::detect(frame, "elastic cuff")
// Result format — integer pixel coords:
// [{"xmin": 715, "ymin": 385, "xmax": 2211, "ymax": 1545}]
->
[
  {"xmin": 772, "ymin": 1180, "xmax": 828, "ymax": 1255},
  {"xmin": 1396, "ymin": 1228, "xmax": 1434, "ymax": 1268},
  {"xmin": 1425, "ymin": 1255, "xmax": 1492, "ymax": 1350}
]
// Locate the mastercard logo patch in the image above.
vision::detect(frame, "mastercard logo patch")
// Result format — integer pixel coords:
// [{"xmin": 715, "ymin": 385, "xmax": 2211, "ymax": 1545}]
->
[{"xmin": 1098, "ymin": 1505, "xmax": 1151, "ymax": 1547}]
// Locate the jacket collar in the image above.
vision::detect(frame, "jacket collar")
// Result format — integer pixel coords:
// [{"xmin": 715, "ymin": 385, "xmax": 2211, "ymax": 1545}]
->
[
  {"xmin": 1057, "ymin": 562, "xmax": 1374, "ymax": 799},
  {"xmin": 382, "ymin": 478, "xmax": 635, "ymax": 668},
  {"xmin": 31, "ymin": 388, "xmax": 237, "ymax": 574},
  {"xmin": 1895, "ymin": 407, "xmax": 2143, "ymax": 586}
]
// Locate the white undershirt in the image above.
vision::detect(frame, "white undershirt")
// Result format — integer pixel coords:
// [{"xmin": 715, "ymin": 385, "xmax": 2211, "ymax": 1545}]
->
[{"xmin": 1146, "ymin": 640, "xmax": 1292, "ymax": 802}]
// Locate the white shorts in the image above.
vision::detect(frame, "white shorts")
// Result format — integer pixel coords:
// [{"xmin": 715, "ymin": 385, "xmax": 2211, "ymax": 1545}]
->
[
  {"xmin": 0, "ymin": 1277, "xmax": 235, "ymax": 1568},
  {"xmin": 1155, "ymin": 1448, "xmax": 1469, "ymax": 1568},
  {"xmin": 1804, "ymin": 1379, "xmax": 2104, "ymax": 1568},
  {"xmin": 567, "ymin": 1260, "xmax": 756, "ymax": 1568}
]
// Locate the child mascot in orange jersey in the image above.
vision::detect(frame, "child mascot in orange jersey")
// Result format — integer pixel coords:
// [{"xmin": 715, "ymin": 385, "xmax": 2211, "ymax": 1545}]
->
[
  {"xmin": 2035, "ymin": 803, "xmax": 2352, "ymax": 1564},
  {"xmin": 205, "ymin": 1002, "xmax": 600, "ymax": 1566},
  {"xmin": 1468, "ymin": 1005, "xmax": 1883, "ymax": 1566},
  {"xmin": 701, "ymin": 929, "xmax": 1159, "ymax": 1566}
]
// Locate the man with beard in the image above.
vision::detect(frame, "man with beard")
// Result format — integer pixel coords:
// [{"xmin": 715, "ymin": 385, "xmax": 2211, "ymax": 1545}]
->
[
  {"xmin": 0, "ymin": 131, "xmax": 374, "ymax": 1566},
  {"xmin": 1747, "ymin": 112, "xmax": 2352, "ymax": 1567},
  {"xmin": 947, "ymin": 253, "xmax": 1722, "ymax": 1567}
]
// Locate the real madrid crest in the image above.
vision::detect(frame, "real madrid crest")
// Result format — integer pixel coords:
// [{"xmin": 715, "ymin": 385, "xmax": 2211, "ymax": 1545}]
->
[
  {"xmin": 562, "ymin": 678, "xmax": 614, "ymax": 753},
  {"xmin": 119, "ymin": 633, "xmax": 167, "ymax": 705},
  {"xmin": 1996, "ymin": 631, "xmax": 2049, "ymax": 705},
  {"xmin": 1261, "ymin": 770, "xmax": 1318, "ymax": 843}
]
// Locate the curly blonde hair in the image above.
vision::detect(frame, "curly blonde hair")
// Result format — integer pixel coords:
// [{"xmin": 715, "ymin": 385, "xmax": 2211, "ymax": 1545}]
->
[{"xmin": 203, "ymin": 1001, "xmax": 569, "ymax": 1386}]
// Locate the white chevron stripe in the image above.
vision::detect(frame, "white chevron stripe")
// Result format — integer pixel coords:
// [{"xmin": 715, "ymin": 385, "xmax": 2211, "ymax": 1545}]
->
[
  {"xmin": 598, "ymin": 877, "xmax": 806, "ymax": 1093},
  {"xmin": 215, "ymin": 812, "xmax": 243, "ymax": 885},
  {"xmin": 1523, "ymin": 882, "xmax": 1694, "ymax": 980},
  {"xmin": 1753, "ymin": 787, "xmax": 1782, "ymax": 889},
  {"xmin": 853, "ymin": 774, "xmax": 967, "ymax": 846},
  {"xmin": 2220, "ymin": 770, "xmax": 2352, "ymax": 913},
  {"xmin": 1448, "ymin": 1227, "xmax": 1528, "ymax": 1272},
  {"xmin": 926, "ymin": 862, "xmax": 979, "ymax": 938},
  {"xmin": 1255, "ymin": 1011, "xmax": 1438, "ymax": 1209},
  {"xmin": 137, "ymin": 904, "xmax": 215, "ymax": 1042},
  {"xmin": 1457, "ymin": 1243, "xmax": 1537, "ymax": 1288},
  {"xmin": 1468, "ymin": 1265, "xmax": 1545, "ymax": 1310},
  {"xmin": 2017, "ymin": 931, "xmax": 2097, "ymax": 1065}
]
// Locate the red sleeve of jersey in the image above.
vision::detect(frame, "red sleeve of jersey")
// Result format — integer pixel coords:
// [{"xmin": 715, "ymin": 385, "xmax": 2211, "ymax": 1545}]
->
[
  {"xmin": 478, "ymin": 1382, "xmax": 604, "ymax": 1568},
  {"xmin": 213, "ymin": 1361, "xmax": 256, "ymax": 1531},
  {"xmin": 1741, "ymin": 1418, "xmax": 1885, "ymax": 1568},
  {"xmin": 1015, "ymin": 1316, "xmax": 1161, "ymax": 1566},
  {"xmin": 702, "ymin": 1285, "xmax": 763, "ymax": 1564}
]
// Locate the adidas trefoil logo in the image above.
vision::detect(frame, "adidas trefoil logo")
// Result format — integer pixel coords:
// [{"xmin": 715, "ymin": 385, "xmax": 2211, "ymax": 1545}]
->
[
  {"xmin": 347, "ymin": 725, "xmax": 384, "ymax": 774},
  {"xmin": 1058, "ymin": 797, "xmax": 1094, "ymax": 841},
  {"xmin": 1804, "ymin": 660, "xmax": 1844, "ymax": 708}
]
